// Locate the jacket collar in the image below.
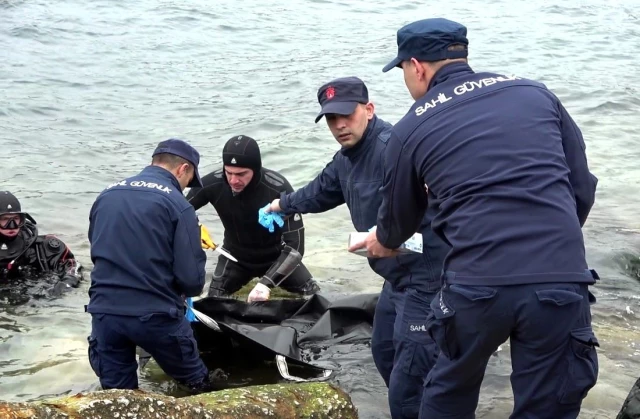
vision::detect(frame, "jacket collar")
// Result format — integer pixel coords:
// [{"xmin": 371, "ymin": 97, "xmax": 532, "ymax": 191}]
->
[
  {"xmin": 427, "ymin": 62, "xmax": 475, "ymax": 91},
  {"xmin": 141, "ymin": 165, "xmax": 182, "ymax": 191}
]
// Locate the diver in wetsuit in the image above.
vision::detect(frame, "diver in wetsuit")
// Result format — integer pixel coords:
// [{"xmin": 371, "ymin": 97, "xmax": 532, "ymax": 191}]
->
[
  {"xmin": 0, "ymin": 191, "xmax": 83, "ymax": 296},
  {"xmin": 186, "ymin": 135, "xmax": 320, "ymax": 301}
]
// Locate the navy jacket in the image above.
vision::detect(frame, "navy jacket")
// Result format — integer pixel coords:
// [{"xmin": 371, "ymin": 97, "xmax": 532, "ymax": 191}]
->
[
  {"xmin": 279, "ymin": 115, "xmax": 449, "ymax": 293},
  {"xmin": 87, "ymin": 165, "xmax": 207, "ymax": 317},
  {"xmin": 376, "ymin": 62, "xmax": 598, "ymax": 286}
]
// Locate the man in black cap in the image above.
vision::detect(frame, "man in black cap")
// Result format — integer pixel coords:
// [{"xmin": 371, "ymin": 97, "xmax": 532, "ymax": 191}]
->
[
  {"xmin": 86, "ymin": 138, "xmax": 216, "ymax": 393},
  {"xmin": 0, "ymin": 191, "xmax": 83, "ymax": 298},
  {"xmin": 351, "ymin": 17, "xmax": 599, "ymax": 418},
  {"xmin": 186, "ymin": 135, "xmax": 320, "ymax": 302},
  {"xmin": 263, "ymin": 76, "xmax": 449, "ymax": 418}
]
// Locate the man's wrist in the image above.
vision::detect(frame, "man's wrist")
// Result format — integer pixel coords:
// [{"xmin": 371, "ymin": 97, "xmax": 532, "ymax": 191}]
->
[
  {"xmin": 279, "ymin": 194, "xmax": 291, "ymax": 213},
  {"xmin": 259, "ymin": 277, "xmax": 275, "ymax": 288}
]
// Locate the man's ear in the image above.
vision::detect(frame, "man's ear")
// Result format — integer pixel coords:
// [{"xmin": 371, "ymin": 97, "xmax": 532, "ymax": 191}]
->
[
  {"xmin": 178, "ymin": 163, "xmax": 190, "ymax": 177},
  {"xmin": 409, "ymin": 57, "xmax": 426, "ymax": 81},
  {"xmin": 365, "ymin": 102, "xmax": 375, "ymax": 119}
]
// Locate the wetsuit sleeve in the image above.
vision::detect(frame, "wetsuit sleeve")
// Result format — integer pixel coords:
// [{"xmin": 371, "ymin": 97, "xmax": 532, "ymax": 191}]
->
[
  {"xmin": 557, "ymin": 101, "xmax": 598, "ymax": 226},
  {"xmin": 186, "ymin": 171, "xmax": 221, "ymax": 211},
  {"xmin": 279, "ymin": 178, "xmax": 305, "ymax": 257},
  {"xmin": 41, "ymin": 236, "xmax": 84, "ymax": 296},
  {"xmin": 376, "ymin": 131, "xmax": 427, "ymax": 249},
  {"xmin": 172, "ymin": 206, "xmax": 207, "ymax": 297},
  {"xmin": 279, "ymin": 159, "xmax": 345, "ymax": 214}
]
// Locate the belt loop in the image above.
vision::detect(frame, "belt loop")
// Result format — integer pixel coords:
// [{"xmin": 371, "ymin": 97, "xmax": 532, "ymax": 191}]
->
[
  {"xmin": 169, "ymin": 308, "xmax": 179, "ymax": 318},
  {"xmin": 443, "ymin": 271, "xmax": 456, "ymax": 289}
]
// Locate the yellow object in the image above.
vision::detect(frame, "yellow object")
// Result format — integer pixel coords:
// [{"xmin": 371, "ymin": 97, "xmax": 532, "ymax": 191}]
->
[{"xmin": 199, "ymin": 223, "xmax": 216, "ymax": 250}]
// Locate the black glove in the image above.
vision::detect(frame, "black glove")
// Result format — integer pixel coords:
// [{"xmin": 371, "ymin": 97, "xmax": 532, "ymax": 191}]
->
[{"xmin": 49, "ymin": 276, "xmax": 79, "ymax": 296}]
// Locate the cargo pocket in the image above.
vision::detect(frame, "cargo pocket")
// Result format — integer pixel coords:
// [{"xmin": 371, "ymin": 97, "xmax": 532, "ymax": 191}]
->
[
  {"xmin": 169, "ymin": 321, "xmax": 199, "ymax": 362},
  {"xmin": 558, "ymin": 326, "xmax": 599, "ymax": 405},
  {"xmin": 426, "ymin": 290, "xmax": 458, "ymax": 360},
  {"xmin": 87, "ymin": 336, "xmax": 101, "ymax": 377},
  {"xmin": 400, "ymin": 290, "xmax": 439, "ymax": 376}
]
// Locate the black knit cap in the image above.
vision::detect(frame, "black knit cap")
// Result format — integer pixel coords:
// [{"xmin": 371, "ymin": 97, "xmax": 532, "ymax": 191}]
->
[{"xmin": 222, "ymin": 135, "xmax": 262, "ymax": 172}]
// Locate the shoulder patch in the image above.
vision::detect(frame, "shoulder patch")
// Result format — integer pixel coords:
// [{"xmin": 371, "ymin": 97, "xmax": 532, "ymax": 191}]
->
[
  {"xmin": 213, "ymin": 168, "xmax": 224, "ymax": 179},
  {"xmin": 264, "ymin": 170, "xmax": 286, "ymax": 188},
  {"xmin": 377, "ymin": 129, "xmax": 391, "ymax": 144}
]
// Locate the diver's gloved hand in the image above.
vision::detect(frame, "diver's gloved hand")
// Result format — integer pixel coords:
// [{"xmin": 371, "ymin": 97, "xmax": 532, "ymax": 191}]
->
[
  {"xmin": 247, "ymin": 282, "xmax": 270, "ymax": 303},
  {"xmin": 199, "ymin": 223, "xmax": 216, "ymax": 250},
  {"xmin": 258, "ymin": 204, "xmax": 285, "ymax": 233},
  {"xmin": 49, "ymin": 276, "xmax": 78, "ymax": 296}
]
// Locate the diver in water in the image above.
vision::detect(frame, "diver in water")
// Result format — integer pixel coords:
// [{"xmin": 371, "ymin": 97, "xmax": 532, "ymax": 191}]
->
[
  {"xmin": 0, "ymin": 191, "xmax": 84, "ymax": 297},
  {"xmin": 186, "ymin": 135, "xmax": 320, "ymax": 302}
]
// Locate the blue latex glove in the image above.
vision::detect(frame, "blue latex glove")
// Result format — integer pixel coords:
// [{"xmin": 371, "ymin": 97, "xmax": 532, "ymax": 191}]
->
[
  {"xmin": 185, "ymin": 297, "xmax": 198, "ymax": 323},
  {"xmin": 258, "ymin": 204, "xmax": 285, "ymax": 233}
]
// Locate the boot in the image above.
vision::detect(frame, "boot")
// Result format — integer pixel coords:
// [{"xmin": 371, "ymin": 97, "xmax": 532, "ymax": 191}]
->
[{"xmin": 183, "ymin": 369, "xmax": 229, "ymax": 395}]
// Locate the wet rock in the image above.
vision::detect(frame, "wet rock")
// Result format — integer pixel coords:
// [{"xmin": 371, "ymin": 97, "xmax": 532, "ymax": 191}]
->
[
  {"xmin": 0, "ymin": 402, "xmax": 69, "ymax": 418},
  {"xmin": 185, "ymin": 382, "xmax": 358, "ymax": 418},
  {"xmin": 0, "ymin": 382, "xmax": 358, "ymax": 419},
  {"xmin": 616, "ymin": 252, "xmax": 640, "ymax": 281},
  {"xmin": 617, "ymin": 377, "xmax": 640, "ymax": 419}
]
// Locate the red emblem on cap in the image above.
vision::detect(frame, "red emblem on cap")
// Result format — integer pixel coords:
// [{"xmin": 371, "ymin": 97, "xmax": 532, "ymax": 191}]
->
[{"xmin": 326, "ymin": 86, "xmax": 335, "ymax": 100}]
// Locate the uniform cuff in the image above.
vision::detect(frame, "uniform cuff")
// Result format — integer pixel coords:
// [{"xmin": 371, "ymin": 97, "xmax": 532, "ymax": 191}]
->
[
  {"xmin": 279, "ymin": 192, "xmax": 292, "ymax": 213},
  {"xmin": 376, "ymin": 226, "xmax": 399, "ymax": 250}
]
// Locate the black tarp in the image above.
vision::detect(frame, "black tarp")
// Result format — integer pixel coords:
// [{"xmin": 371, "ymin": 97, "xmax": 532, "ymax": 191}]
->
[{"xmin": 190, "ymin": 292, "xmax": 379, "ymax": 377}]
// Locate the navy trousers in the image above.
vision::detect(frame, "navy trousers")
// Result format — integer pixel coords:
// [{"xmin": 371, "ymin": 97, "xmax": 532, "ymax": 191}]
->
[
  {"xmin": 88, "ymin": 312, "xmax": 208, "ymax": 389},
  {"xmin": 372, "ymin": 281, "xmax": 440, "ymax": 418},
  {"xmin": 420, "ymin": 281, "xmax": 599, "ymax": 419}
]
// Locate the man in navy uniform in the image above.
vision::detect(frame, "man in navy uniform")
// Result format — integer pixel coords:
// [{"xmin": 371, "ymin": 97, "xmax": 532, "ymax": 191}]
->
[
  {"xmin": 86, "ymin": 138, "xmax": 215, "ymax": 393},
  {"xmin": 351, "ymin": 18, "xmax": 600, "ymax": 419},
  {"xmin": 265, "ymin": 76, "xmax": 449, "ymax": 418}
]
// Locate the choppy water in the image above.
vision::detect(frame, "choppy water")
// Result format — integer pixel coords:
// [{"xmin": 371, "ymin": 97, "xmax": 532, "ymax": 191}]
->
[{"xmin": 1, "ymin": 0, "xmax": 639, "ymax": 417}]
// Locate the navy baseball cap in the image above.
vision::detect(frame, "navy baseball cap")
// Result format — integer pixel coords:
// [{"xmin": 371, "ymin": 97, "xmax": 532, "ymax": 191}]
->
[
  {"xmin": 152, "ymin": 138, "xmax": 203, "ymax": 188},
  {"xmin": 315, "ymin": 77, "xmax": 369, "ymax": 123},
  {"xmin": 382, "ymin": 18, "xmax": 469, "ymax": 72}
]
